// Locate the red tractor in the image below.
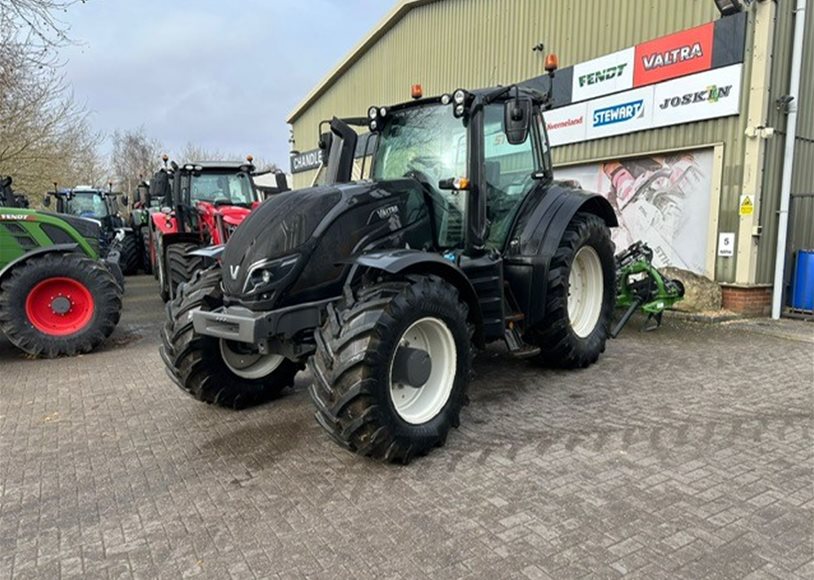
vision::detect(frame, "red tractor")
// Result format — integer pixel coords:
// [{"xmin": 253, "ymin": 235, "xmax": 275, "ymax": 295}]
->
[{"xmin": 147, "ymin": 157, "xmax": 287, "ymax": 300}]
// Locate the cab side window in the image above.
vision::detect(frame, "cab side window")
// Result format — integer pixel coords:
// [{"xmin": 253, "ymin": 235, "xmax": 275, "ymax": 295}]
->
[{"xmin": 483, "ymin": 104, "xmax": 540, "ymax": 249}]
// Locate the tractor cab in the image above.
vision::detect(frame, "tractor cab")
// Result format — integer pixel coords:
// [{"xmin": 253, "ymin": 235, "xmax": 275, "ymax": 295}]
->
[
  {"xmin": 45, "ymin": 186, "xmax": 122, "ymax": 227},
  {"xmin": 152, "ymin": 159, "xmax": 260, "ymax": 245},
  {"xmin": 360, "ymin": 86, "xmax": 553, "ymax": 254},
  {"xmin": 149, "ymin": 157, "xmax": 265, "ymax": 300}
]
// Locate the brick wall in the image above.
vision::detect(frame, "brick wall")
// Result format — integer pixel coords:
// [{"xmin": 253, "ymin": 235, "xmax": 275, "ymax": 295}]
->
[{"xmin": 720, "ymin": 285, "xmax": 773, "ymax": 316}]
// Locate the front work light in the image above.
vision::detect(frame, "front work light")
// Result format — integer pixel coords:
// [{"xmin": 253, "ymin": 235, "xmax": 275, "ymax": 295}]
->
[{"xmin": 368, "ymin": 106, "xmax": 378, "ymax": 120}]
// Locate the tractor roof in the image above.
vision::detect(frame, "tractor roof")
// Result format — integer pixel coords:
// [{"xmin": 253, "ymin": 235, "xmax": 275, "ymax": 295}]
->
[
  {"xmin": 381, "ymin": 85, "xmax": 547, "ymax": 115},
  {"xmin": 187, "ymin": 161, "xmax": 252, "ymax": 171}
]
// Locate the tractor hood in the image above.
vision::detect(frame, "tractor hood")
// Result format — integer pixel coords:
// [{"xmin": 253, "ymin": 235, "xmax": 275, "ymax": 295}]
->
[
  {"xmin": 218, "ymin": 205, "xmax": 252, "ymax": 227},
  {"xmin": 221, "ymin": 179, "xmax": 429, "ymax": 302}
]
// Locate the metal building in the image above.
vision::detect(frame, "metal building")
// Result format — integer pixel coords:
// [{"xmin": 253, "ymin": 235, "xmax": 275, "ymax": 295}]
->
[{"xmin": 287, "ymin": 0, "xmax": 812, "ymax": 315}]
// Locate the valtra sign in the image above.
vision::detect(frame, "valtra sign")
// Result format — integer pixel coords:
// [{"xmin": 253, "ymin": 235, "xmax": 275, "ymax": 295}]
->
[{"xmin": 634, "ymin": 22, "xmax": 714, "ymax": 86}]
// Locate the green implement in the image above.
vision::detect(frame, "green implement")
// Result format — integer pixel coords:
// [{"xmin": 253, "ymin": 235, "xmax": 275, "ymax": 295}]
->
[{"xmin": 611, "ymin": 242, "xmax": 685, "ymax": 337}]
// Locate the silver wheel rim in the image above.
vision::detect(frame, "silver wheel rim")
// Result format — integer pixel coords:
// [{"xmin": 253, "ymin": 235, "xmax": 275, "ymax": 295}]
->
[
  {"xmin": 219, "ymin": 339, "xmax": 284, "ymax": 380},
  {"xmin": 568, "ymin": 245, "xmax": 604, "ymax": 338},
  {"xmin": 389, "ymin": 317, "xmax": 456, "ymax": 425}
]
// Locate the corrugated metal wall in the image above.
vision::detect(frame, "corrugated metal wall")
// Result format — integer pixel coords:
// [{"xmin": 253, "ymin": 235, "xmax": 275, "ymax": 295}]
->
[
  {"xmin": 758, "ymin": 0, "xmax": 814, "ymax": 285},
  {"xmin": 290, "ymin": 0, "xmax": 802, "ymax": 284}
]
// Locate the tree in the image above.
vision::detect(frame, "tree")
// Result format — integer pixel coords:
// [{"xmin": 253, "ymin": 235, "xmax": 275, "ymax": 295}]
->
[
  {"xmin": 177, "ymin": 142, "xmax": 277, "ymax": 172},
  {"xmin": 0, "ymin": 0, "xmax": 102, "ymax": 204},
  {"xmin": 110, "ymin": 128, "xmax": 164, "ymax": 195}
]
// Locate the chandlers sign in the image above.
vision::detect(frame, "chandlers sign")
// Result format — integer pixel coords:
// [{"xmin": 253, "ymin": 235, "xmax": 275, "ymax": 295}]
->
[
  {"xmin": 546, "ymin": 64, "xmax": 742, "ymax": 146},
  {"xmin": 290, "ymin": 149, "xmax": 323, "ymax": 173}
]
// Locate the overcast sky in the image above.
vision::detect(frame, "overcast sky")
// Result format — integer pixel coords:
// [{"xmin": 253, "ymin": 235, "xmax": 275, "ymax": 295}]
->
[{"xmin": 61, "ymin": 0, "xmax": 393, "ymax": 168}]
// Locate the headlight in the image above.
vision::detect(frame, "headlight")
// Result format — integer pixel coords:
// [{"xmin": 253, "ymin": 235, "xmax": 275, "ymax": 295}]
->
[
  {"xmin": 379, "ymin": 107, "xmax": 388, "ymax": 117},
  {"xmin": 453, "ymin": 89, "xmax": 466, "ymax": 105},
  {"xmin": 368, "ymin": 106, "xmax": 378, "ymax": 119},
  {"xmin": 244, "ymin": 254, "xmax": 299, "ymax": 295},
  {"xmin": 440, "ymin": 94, "xmax": 451, "ymax": 105},
  {"xmin": 454, "ymin": 104, "xmax": 465, "ymax": 117}
]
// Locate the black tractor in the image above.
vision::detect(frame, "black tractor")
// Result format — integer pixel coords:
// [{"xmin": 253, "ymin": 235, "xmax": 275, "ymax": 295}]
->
[
  {"xmin": 161, "ymin": 83, "xmax": 617, "ymax": 463},
  {"xmin": 127, "ymin": 179, "xmax": 160, "ymax": 275},
  {"xmin": 44, "ymin": 185, "xmax": 140, "ymax": 276}
]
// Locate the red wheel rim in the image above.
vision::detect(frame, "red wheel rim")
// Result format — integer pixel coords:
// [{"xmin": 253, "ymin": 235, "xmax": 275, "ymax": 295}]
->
[{"xmin": 24, "ymin": 277, "xmax": 95, "ymax": 336}]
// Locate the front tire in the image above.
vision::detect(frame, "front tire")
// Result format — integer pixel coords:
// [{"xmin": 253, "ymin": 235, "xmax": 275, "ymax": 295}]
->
[
  {"xmin": 160, "ymin": 266, "xmax": 299, "ymax": 409},
  {"xmin": 529, "ymin": 212, "xmax": 615, "ymax": 368},
  {"xmin": 119, "ymin": 231, "xmax": 140, "ymax": 276},
  {"xmin": 165, "ymin": 243, "xmax": 205, "ymax": 300},
  {"xmin": 0, "ymin": 253, "xmax": 122, "ymax": 358},
  {"xmin": 308, "ymin": 275, "xmax": 472, "ymax": 464}
]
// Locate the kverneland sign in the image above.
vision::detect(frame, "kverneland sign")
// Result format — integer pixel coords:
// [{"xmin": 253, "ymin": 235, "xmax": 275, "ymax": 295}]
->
[{"xmin": 634, "ymin": 22, "xmax": 714, "ymax": 86}]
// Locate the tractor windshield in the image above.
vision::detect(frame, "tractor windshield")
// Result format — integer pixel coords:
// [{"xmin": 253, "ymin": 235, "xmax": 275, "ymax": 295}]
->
[
  {"xmin": 190, "ymin": 171, "xmax": 256, "ymax": 206},
  {"xmin": 373, "ymin": 104, "xmax": 468, "ymax": 247},
  {"xmin": 65, "ymin": 193, "xmax": 109, "ymax": 218}
]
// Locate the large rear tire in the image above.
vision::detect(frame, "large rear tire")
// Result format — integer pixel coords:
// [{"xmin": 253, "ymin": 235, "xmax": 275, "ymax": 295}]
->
[
  {"xmin": 119, "ymin": 231, "xmax": 140, "ymax": 276},
  {"xmin": 308, "ymin": 275, "xmax": 472, "ymax": 464},
  {"xmin": 0, "ymin": 253, "xmax": 122, "ymax": 358},
  {"xmin": 160, "ymin": 266, "xmax": 299, "ymax": 409},
  {"xmin": 529, "ymin": 212, "xmax": 615, "ymax": 368}
]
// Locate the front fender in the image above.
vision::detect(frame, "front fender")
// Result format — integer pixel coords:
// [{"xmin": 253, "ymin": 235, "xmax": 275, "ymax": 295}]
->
[
  {"xmin": 351, "ymin": 249, "xmax": 485, "ymax": 345},
  {"xmin": 0, "ymin": 243, "xmax": 79, "ymax": 282}
]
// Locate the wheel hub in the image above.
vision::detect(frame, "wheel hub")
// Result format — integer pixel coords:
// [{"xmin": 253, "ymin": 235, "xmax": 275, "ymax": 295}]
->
[
  {"xmin": 389, "ymin": 317, "xmax": 457, "ymax": 425},
  {"xmin": 51, "ymin": 296, "xmax": 72, "ymax": 315},
  {"xmin": 391, "ymin": 346, "xmax": 432, "ymax": 388},
  {"xmin": 24, "ymin": 277, "xmax": 94, "ymax": 336},
  {"xmin": 219, "ymin": 339, "xmax": 284, "ymax": 380}
]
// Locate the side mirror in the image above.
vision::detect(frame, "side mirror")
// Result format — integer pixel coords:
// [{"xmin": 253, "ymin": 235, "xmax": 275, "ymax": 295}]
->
[
  {"xmin": 504, "ymin": 98, "xmax": 532, "ymax": 145},
  {"xmin": 275, "ymin": 172, "xmax": 289, "ymax": 192},
  {"xmin": 43, "ymin": 195, "xmax": 51, "ymax": 207}
]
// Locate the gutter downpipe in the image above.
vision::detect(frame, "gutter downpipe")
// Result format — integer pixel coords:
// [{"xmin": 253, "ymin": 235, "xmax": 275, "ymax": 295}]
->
[{"xmin": 771, "ymin": 0, "xmax": 807, "ymax": 319}]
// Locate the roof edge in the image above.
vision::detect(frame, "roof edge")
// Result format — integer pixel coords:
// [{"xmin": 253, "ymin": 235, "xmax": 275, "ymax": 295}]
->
[{"xmin": 286, "ymin": 0, "xmax": 441, "ymax": 124}]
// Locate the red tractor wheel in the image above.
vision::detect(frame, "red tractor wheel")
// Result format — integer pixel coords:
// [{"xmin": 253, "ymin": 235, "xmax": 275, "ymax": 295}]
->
[
  {"xmin": 24, "ymin": 277, "xmax": 95, "ymax": 336},
  {"xmin": 0, "ymin": 253, "xmax": 122, "ymax": 357}
]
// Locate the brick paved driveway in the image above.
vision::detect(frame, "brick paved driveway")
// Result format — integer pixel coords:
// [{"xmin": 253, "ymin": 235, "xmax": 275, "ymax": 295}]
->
[{"xmin": 1, "ymin": 275, "xmax": 812, "ymax": 579}]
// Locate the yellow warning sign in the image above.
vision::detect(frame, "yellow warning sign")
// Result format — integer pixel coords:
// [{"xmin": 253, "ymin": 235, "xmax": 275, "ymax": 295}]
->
[{"xmin": 739, "ymin": 195, "xmax": 754, "ymax": 216}]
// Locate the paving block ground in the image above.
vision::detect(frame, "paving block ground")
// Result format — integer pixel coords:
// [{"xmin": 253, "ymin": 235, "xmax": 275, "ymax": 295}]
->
[{"xmin": 1, "ymin": 275, "xmax": 812, "ymax": 579}]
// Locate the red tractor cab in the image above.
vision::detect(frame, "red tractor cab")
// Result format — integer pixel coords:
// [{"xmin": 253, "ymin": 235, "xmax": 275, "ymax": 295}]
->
[{"xmin": 148, "ymin": 158, "xmax": 284, "ymax": 300}]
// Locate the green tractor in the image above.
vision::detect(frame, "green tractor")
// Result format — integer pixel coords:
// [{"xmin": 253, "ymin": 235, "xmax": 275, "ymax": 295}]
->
[
  {"xmin": 0, "ymin": 176, "xmax": 123, "ymax": 357},
  {"xmin": 44, "ymin": 185, "xmax": 141, "ymax": 276}
]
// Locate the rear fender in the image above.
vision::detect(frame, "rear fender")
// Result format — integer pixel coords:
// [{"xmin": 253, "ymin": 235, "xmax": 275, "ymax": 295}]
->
[
  {"xmin": 351, "ymin": 250, "xmax": 485, "ymax": 345},
  {"xmin": 505, "ymin": 184, "xmax": 617, "ymax": 328},
  {"xmin": 0, "ymin": 244, "xmax": 79, "ymax": 283}
]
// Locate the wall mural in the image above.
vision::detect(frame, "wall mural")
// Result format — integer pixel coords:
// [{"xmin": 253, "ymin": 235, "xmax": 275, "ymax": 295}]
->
[{"xmin": 555, "ymin": 148, "xmax": 714, "ymax": 274}]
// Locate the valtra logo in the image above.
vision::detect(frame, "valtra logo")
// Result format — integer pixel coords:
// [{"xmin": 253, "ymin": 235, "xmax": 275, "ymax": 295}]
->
[
  {"xmin": 643, "ymin": 43, "xmax": 704, "ymax": 72},
  {"xmin": 634, "ymin": 22, "xmax": 714, "ymax": 86}
]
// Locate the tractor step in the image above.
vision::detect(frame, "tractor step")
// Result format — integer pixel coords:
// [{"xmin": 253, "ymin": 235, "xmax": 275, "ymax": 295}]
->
[{"xmin": 504, "ymin": 324, "xmax": 540, "ymax": 359}]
